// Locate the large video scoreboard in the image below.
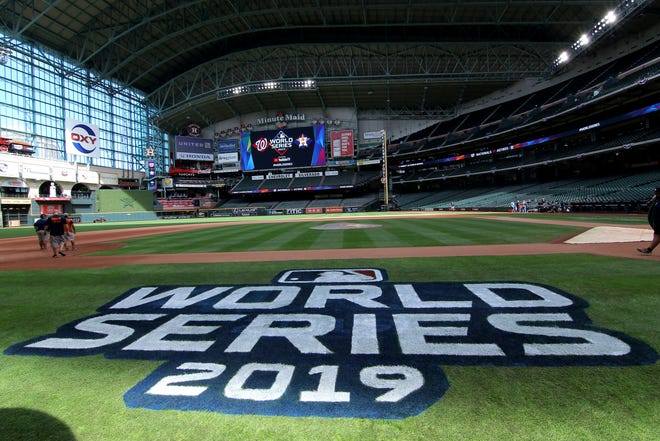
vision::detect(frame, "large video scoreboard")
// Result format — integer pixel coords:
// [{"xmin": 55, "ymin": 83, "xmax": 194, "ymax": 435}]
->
[{"xmin": 240, "ymin": 125, "xmax": 325, "ymax": 171}]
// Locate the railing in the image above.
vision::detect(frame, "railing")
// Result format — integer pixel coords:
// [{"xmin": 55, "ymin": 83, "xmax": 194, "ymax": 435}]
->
[
  {"xmin": 70, "ymin": 192, "xmax": 93, "ymax": 199},
  {"xmin": 0, "ymin": 192, "xmax": 29, "ymax": 199}
]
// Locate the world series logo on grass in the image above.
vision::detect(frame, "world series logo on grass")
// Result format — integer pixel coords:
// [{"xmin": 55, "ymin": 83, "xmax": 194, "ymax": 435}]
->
[{"xmin": 5, "ymin": 269, "xmax": 657, "ymax": 419}]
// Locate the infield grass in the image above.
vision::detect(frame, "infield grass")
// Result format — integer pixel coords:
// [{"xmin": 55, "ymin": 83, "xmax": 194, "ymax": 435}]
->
[{"xmin": 90, "ymin": 216, "xmax": 582, "ymax": 254}]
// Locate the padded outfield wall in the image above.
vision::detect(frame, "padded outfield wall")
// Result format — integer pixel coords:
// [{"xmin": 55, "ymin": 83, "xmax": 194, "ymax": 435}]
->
[{"xmin": 96, "ymin": 190, "xmax": 154, "ymax": 213}]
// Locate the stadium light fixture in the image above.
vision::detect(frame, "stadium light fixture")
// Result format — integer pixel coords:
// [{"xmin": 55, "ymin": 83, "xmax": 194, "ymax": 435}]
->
[
  {"xmin": 604, "ymin": 10, "xmax": 618, "ymax": 25},
  {"xmin": 553, "ymin": 51, "xmax": 570, "ymax": 67},
  {"xmin": 217, "ymin": 79, "xmax": 317, "ymax": 99},
  {"xmin": 552, "ymin": 0, "xmax": 650, "ymax": 71}
]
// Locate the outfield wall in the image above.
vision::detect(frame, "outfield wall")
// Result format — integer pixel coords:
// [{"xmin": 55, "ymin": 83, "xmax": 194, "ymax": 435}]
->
[{"xmin": 96, "ymin": 190, "xmax": 154, "ymax": 213}]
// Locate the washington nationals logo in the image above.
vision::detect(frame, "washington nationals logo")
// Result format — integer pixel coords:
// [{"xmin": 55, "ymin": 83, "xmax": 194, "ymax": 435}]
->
[{"xmin": 254, "ymin": 137, "xmax": 269, "ymax": 152}]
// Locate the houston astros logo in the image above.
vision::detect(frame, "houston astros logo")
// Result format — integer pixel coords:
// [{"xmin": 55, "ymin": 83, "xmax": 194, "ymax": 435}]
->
[
  {"xmin": 296, "ymin": 133, "xmax": 310, "ymax": 148},
  {"xmin": 69, "ymin": 123, "xmax": 98, "ymax": 154},
  {"xmin": 4, "ymin": 269, "xmax": 657, "ymax": 419}
]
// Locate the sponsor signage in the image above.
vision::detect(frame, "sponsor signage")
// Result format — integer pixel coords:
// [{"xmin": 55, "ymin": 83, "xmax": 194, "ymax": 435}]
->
[
  {"xmin": 1, "ymin": 198, "xmax": 30, "ymax": 205},
  {"xmin": 119, "ymin": 179, "xmax": 141, "ymax": 188},
  {"xmin": 5, "ymin": 269, "xmax": 656, "ymax": 419},
  {"xmin": 52, "ymin": 167, "xmax": 77, "ymax": 183},
  {"xmin": 77, "ymin": 170, "xmax": 99, "ymax": 184},
  {"xmin": 0, "ymin": 161, "xmax": 20, "ymax": 178},
  {"xmin": 255, "ymin": 112, "xmax": 305, "ymax": 126},
  {"xmin": 1, "ymin": 178, "xmax": 27, "ymax": 188},
  {"xmin": 65, "ymin": 118, "xmax": 101, "ymax": 158},
  {"xmin": 175, "ymin": 136, "xmax": 214, "ymax": 162},
  {"xmin": 217, "ymin": 140, "xmax": 238, "ymax": 157},
  {"xmin": 217, "ymin": 153, "xmax": 239, "ymax": 163},
  {"xmin": 21, "ymin": 164, "xmax": 51, "ymax": 180},
  {"xmin": 363, "ymin": 130, "xmax": 384, "ymax": 140},
  {"xmin": 9, "ymin": 141, "xmax": 34, "ymax": 154},
  {"xmin": 100, "ymin": 173, "xmax": 119, "ymax": 186},
  {"xmin": 39, "ymin": 204, "xmax": 64, "ymax": 215},
  {"xmin": 215, "ymin": 140, "xmax": 238, "ymax": 164},
  {"xmin": 331, "ymin": 130, "xmax": 354, "ymax": 158}
]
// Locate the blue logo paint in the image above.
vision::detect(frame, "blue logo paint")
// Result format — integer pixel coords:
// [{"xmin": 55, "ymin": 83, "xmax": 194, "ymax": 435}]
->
[{"xmin": 5, "ymin": 269, "xmax": 657, "ymax": 419}]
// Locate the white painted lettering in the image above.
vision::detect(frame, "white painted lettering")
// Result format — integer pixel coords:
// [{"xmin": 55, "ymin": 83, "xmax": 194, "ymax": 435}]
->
[
  {"xmin": 213, "ymin": 286, "xmax": 299, "ymax": 309},
  {"xmin": 123, "ymin": 314, "xmax": 244, "ymax": 352},
  {"xmin": 26, "ymin": 314, "xmax": 164, "ymax": 350},
  {"xmin": 464, "ymin": 283, "xmax": 573, "ymax": 308},
  {"xmin": 305, "ymin": 285, "xmax": 387, "ymax": 309},
  {"xmin": 395, "ymin": 284, "xmax": 472, "ymax": 308},
  {"xmin": 393, "ymin": 313, "xmax": 505, "ymax": 356},
  {"xmin": 487, "ymin": 313, "xmax": 631, "ymax": 356},
  {"xmin": 225, "ymin": 314, "xmax": 335, "ymax": 354},
  {"xmin": 109, "ymin": 286, "xmax": 231, "ymax": 310},
  {"xmin": 224, "ymin": 363, "xmax": 294, "ymax": 401},
  {"xmin": 351, "ymin": 314, "xmax": 379, "ymax": 354}
]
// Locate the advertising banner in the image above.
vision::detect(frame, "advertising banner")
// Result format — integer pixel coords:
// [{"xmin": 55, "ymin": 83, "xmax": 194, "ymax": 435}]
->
[
  {"xmin": 1, "ymin": 178, "xmax": 27, "ymax": 188},
  {"xmin": 175, "ymin": 136, "xmax": 214, "ymax": 161},
  {"xmin": 77, "ymin": 170, "xmax": 99, "ymax": 184},
  {"xmin": 0, "ymin": 160, "xmax": 20, "ymax": 178},
  {"xmin": 52, "ymin": 166, "xmax": 77, "ymax": 182},
  {"xmin": 217, "ymin": 140, "xmax": 239, "ymax": 164},
  {"xmin": 21, "ymin": 164, "xmax": 51, "ymax": 180},
  {"xmin": 331, "ymin": 130, "xmax": 354, "ymax": 157},
  {"xmin": 100, "ymin": 173, "xmax": 119, "ymax": 186},
  {"xmin": 65, "ymin": 118, "xmax": 101, "ymax": 158},
  {"xmin": 363, "ymin": 130, "xmax": 384, "ymax": 140}
]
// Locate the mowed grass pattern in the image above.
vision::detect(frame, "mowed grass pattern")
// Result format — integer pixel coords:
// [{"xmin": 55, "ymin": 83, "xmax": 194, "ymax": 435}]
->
[
  {"xmin": 1, "ymin": 212, "xmax": 658, "ymax": 441},
  {"xmin": 1, "ymin": 254, "xmax": 658, "ymax": 441},
  {"xmin": 94, "ymin": 217, "xmax": 581, "ymax": 254}
]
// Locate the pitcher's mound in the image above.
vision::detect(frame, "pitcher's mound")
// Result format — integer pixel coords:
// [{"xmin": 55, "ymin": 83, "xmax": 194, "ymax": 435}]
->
[{"xmin": 311, "ymin": 222, "xmax": 382, "ymax": 230}]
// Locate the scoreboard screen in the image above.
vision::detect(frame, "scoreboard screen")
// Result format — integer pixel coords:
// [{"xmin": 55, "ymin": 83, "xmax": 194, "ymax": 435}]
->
[{"xmin": 240, "ymin": 125, "xmax": 325, "ymax": 171}]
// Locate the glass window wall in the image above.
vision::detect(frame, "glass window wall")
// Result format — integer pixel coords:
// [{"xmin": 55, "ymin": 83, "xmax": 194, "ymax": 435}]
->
[{"xmin": 0, "ymin": 34, "xmax": 168, "ymax": 172}]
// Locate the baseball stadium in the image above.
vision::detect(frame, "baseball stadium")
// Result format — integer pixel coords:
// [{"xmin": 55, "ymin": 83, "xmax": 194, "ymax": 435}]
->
[{"xmin": 1, "ymin": 2, "xmax": 659, "ymax": 441}]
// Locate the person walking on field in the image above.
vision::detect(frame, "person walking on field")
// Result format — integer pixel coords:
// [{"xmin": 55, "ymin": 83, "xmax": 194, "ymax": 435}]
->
[
  {"xmin": 33, "ymin": 214, "xmax": 49, "ymax": 250},
  {"xmin": 63, "ymin": 213, "xmax": 76, "ymax": 251},
  {"xmin": 637, "ymin": 187, "xmax": 660, "ymax": 255},
  {"xmin": 45, "ymin": 211, "xmax": 67, "ymax": 257}
]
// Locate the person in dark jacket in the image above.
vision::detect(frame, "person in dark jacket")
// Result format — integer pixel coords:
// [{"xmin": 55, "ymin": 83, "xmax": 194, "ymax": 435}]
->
[
  {"xmin": 33, "ymin": 214, "xmax": 49, "ymax": 250},
  {"xmin": 637, "ymin": 187, "xmax": 660, "ymax": 255},
  {"xmin": 45, "ymin": 211, "xmax": 67, "ymax": 257}
]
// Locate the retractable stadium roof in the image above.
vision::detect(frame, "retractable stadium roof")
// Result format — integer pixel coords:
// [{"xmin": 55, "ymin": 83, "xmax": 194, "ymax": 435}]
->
[{"xmin": 1, "ymin": 1, "xmax": 659, "ymax": 132}]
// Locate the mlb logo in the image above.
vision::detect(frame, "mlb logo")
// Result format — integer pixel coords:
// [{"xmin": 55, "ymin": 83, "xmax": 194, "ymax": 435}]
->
[{"xmin": 276, "ymin": 269, "xmax": 385, "ymax": 283}]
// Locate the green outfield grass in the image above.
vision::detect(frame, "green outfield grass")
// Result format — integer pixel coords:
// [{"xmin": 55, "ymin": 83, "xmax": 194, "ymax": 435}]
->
[
  {"xmin": 90, "ymin": 216, "xmax": 583, "ymax": 254},
  {"xmin": 1, "ymin": 215, "xmax": 657, "ymax": 441},
  {"xmin": 0, "ymin": 211, "xmax": 648, "ymax": 240}
]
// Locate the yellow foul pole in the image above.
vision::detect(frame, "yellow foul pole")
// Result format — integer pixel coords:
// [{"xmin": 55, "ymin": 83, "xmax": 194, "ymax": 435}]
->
[{"xmin": 382, "ymin": 129, "xmax": 388, "ymax": 209}]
